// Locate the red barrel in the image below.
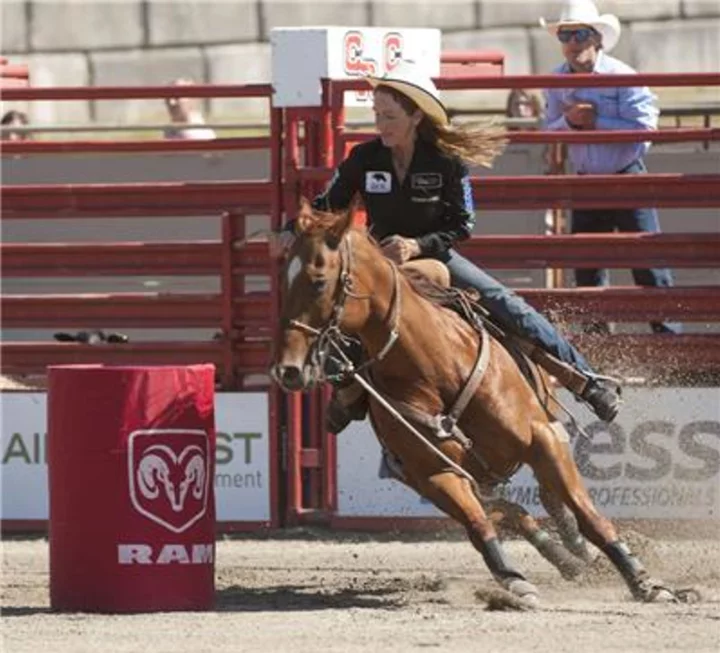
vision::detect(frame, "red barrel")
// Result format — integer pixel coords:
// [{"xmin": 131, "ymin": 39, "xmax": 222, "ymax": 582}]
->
[{"xmin": 48, "ymin": 364, "xmax": 216, "ymax": 612}]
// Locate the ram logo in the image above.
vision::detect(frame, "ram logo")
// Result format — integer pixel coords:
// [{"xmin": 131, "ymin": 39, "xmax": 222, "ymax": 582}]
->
[{"xmin": 128, "ymin": 429, "xmax": 210, "ymax": 533}]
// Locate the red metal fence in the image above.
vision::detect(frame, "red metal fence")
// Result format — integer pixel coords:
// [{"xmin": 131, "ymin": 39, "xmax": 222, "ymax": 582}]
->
[
  {"xmin": 2, "ymin": 65, "xmax": 719, "ymax": 526},
  {"xmin": 281, "ymin": 69, "xmax": 720, "ymax": 523}
]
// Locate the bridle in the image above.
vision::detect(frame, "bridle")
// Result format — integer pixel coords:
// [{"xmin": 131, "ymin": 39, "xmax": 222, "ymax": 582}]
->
[{"xmin": 287, "ymin": 231, "xmax": 401, "ymax": 382}]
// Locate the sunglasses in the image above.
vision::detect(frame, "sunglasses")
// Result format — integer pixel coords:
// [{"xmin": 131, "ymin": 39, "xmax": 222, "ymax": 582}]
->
[{"xmin": 557, "ymin": 28, "xmax": 596, "ymax": 44}]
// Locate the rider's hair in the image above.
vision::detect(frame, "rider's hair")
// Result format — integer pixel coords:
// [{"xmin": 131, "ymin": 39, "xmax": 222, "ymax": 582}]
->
[{"xmin": 374, "ymin": 85, "xmax": 506, "ymax": 168}]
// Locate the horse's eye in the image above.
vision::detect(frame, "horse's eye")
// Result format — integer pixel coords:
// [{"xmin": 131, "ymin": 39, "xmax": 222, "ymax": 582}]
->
[{"xmin": 311, "ymin": 278, "xmax": 328, "ymax": 294}]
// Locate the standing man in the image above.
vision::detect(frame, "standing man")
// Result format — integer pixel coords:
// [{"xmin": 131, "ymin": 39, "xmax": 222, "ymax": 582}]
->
[{"xmin": 542, "ymin": 0, "xmax": 681, "ymax": 335}]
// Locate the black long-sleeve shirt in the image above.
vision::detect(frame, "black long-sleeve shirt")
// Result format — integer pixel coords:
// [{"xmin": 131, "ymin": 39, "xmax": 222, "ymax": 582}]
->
[{"xmin": 311, "ymin": 137, "xmax": 476, "ymax": 257}]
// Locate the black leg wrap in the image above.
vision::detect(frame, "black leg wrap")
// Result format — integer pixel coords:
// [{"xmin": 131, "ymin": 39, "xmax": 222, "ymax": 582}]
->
[
  {"xmin": 528, "ymin": 530, "xmax": 585, "ymax": 580},
  {"xmin": 480, "ymin": 537, "xmax": 527, "ymax": 582},
  {"xmin": 602, "ymin": 541, "xmax": 647, "ymax": 584}
]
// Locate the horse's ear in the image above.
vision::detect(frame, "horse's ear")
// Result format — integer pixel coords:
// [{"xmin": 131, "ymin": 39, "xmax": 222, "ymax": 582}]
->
[
  {"xmin": 296, "ymin": 196, "xmax": 314, "ymax": 234},
  {"xmin": 299, "ymin": 196, "xmax": 313, "ymax": 215},
  {"xmin": 325, "ymin": 193, "xmax": 360, "ymax": 249}
]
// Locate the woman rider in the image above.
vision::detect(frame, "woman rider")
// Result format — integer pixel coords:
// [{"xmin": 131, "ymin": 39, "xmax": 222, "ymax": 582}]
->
[{"xmin": 290, "ymin": 61, "xmax": 620, "ymax": 431}]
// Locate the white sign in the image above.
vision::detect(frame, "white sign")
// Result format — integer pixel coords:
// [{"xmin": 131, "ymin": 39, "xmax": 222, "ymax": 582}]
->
[
  {"xmin": 271, "ymin": 27, "xmax": 441, "ymax": 107},
  {"xmin": 0, "ymin": 392, "xmax": 271, "ymax": 524},
  {"xmin": 214, "ymin": 393, "xmax": 270, "ymax": 522},
  {"xmin": 336, "ymin": 388, "xmax": 720, "ymax": 520},
  {"xmin": 0, "ymin": 394, "xmax": 47, "ymax": 519}
]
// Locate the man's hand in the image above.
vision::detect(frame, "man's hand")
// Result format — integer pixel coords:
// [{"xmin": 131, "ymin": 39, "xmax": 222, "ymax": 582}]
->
[
  {"xmin": 564, "ymin": 102, "xmax": 596, "ymax": 130},
  {"xmin": 380, "ymin": 236, "xmax": 421, "ymax": 264}
]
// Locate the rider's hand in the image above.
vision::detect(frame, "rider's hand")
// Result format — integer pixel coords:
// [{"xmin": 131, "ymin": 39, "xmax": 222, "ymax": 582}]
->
[{"xmin": 380, "ymin": 236, "xmax": 420, "ymax": 264}]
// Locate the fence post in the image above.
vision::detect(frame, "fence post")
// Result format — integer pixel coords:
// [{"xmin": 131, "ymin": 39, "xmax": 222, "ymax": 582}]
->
[{"xmin": 220, "ymin": 211, "xmax": 239, "ymax": 389}]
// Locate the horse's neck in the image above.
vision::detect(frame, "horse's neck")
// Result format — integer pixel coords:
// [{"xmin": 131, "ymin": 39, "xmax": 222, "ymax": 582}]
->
[
  {"xmin": 355, "ymin": 246, "xmax": 473, "ymax": 383},
  {"xmin": 353, "ymin": 248, "xmax": 402, "ymax": 358}
]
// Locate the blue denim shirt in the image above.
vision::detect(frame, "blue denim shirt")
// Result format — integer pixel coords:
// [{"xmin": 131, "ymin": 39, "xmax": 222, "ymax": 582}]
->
[{"xmin": 544, "ymin": 52, "xmax": 659, "ymax": 174}]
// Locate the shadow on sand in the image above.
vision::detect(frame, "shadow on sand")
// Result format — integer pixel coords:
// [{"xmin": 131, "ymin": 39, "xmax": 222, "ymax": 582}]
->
[{"xmin": 216, "ymin": 583, "xmax": 405, "ymax": 612}]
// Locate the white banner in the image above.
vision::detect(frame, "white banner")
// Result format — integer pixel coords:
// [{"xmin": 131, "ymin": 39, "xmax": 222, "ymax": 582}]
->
[
  {"xmin": 1, "ymin": 392, "xmax": 271, "ymax": 524},
  {"xmin": 214, "ymin": 393, "xmax": 270, "ymax": 523},
  {"xmin": 336, "ymin": 388, "xmax": 720, "ymax": 520}
]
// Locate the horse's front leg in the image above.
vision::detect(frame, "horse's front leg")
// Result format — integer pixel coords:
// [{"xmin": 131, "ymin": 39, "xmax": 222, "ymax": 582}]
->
[{"xmin": 413, "ymin": 470, "xmax": 540, "ymax": 608}]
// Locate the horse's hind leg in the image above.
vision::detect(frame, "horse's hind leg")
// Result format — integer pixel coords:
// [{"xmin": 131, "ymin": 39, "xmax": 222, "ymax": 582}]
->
[
  {"xmin": 538, "ymin": 485, "xmax": 596, "ymax": 564},
  {"xmin": 487, "ymin": 497, "xmax": 585, "ymax": 580},
  {"xmin": 529, "ymin": 421, "xmax": 681, "ymax": 603},
  {"xmin": 415, "ymin": 471, "xmax": 539, "ymax": 608}
]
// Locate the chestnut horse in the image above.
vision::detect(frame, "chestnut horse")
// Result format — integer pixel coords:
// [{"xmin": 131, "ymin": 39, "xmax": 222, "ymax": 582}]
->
[{"xmin": 272, "ymin": 200, "xmax": 688, "ymax": 607}]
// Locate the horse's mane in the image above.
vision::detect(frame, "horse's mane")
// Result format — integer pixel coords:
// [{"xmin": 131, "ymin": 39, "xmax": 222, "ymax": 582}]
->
[{"xmin": 299, "ymin": 208, "xmax": 345, "ymax": 234}]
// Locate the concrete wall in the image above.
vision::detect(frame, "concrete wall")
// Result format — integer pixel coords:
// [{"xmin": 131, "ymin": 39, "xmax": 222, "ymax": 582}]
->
[{"xmin": 2, "ymin": 0, "xmax": 718, "ymax": 124}]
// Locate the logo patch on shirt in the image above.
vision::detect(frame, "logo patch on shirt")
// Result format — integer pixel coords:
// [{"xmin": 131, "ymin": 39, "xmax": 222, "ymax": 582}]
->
[
  {"xmin": 411, "ymin": 173, "xmax": 442, "ymax": 190},
  {"xmin": 365, "ymin": 171, "xmax": 392, "ymax": 193}
]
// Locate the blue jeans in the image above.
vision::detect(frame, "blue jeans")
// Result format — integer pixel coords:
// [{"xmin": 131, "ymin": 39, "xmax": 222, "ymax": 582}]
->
[
  {"xmin": 439, "ymin": 248, "xmax": 594, "ymax": 375},
  {"xmin": 572, "ymin": 160, "xmax": 681, "ymax": 334}
]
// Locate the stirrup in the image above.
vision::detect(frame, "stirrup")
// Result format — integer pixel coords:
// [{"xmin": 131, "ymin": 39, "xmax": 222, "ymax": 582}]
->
[{"xmin": 583, "ymin": 372, "xmax": 623, "ymax": 392}]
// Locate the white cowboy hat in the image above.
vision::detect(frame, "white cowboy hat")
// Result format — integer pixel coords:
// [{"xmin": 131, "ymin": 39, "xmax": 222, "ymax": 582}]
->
[
  {"xmin": 540, "ymin": 0, "xmax": 621, "ymax": 53},
  {"xmin": 366, "ymin": 61, "xmax": 449, "ymax": 127}
]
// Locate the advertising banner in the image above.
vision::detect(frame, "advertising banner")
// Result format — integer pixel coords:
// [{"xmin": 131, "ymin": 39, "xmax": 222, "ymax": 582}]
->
[
  {"xmin": 1, "ymin": 392, "xmax": 271, "ymax": 525},
  {"xmin": 336, "ymin": 388, "xmax": 720, "ymax": 520},
  {"xmin": 271, "ymin": 27, "xmax": 441, "ymax": 107}
]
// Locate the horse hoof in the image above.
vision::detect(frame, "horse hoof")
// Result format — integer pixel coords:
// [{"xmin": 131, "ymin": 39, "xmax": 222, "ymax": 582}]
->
[
  {"xmin": 518, "ymin": 592, "xmax": 540, "ymax": 610},
  {"xmin": 647, "ymin": 587, "xmax": 677, "ymax": 603},
  {"xmin": 634, "ymin": 578, "xmax": 689, "ymax": 603},
  {"xmin": 505, "ymin": 579, "xmax": 540, "ymax": 609},
  {"xmin": 675, "ymin": 588, "xmax": 702, "ymax": 604}
]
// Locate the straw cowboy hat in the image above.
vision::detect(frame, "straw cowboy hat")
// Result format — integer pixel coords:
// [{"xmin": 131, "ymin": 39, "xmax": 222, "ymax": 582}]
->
[
  {"xmin": 366, "ymin": 61, "xmax": 449, "ymax": 126},
  {"xmin": 540, "ymin": 0, "xmax": 622, "ymax": 53}
]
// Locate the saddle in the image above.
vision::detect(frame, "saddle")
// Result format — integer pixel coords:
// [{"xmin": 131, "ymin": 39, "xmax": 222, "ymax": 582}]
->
[{"xmin": 399, "ymin": 260, "xmax": 589, "ymax": 396}]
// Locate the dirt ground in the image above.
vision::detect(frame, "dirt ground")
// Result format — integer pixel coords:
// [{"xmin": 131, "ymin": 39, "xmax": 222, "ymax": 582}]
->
[{"xmin": 2, "ymin": 528, "xmax": 719, "ymax": 653}]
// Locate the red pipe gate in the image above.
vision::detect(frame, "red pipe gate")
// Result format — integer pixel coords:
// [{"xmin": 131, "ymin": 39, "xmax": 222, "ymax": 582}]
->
[{"xmin": 1, "ymin": 60, "xmax": 719, "ymax": 531}]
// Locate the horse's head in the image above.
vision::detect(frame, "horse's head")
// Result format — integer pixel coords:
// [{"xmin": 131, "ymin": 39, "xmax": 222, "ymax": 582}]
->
[{"xmin": 271, "ymin": 197, "xmax": 363, "ymax": 392}]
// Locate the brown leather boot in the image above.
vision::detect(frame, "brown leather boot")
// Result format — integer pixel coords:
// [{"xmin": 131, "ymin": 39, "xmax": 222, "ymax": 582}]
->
[{"xmin": 581, "ymin": 380, "xmax": 621, "ymax": 423}]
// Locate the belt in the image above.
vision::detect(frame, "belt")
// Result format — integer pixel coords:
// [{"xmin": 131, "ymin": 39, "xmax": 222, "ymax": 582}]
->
[{"xmin": 577, "ymin": 159, "xmax": 645, "ymax": 175}]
